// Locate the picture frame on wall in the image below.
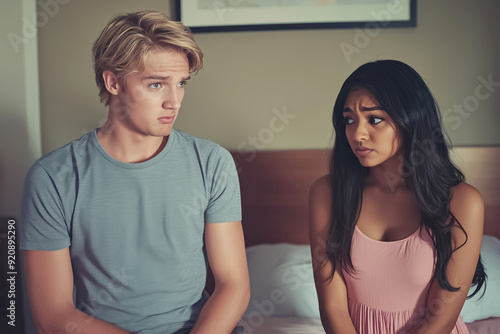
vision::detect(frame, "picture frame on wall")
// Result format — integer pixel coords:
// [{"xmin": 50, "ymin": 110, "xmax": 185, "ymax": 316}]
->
[{"xmin": 175, "ymin": 0, "xmax": 416, "ymax": 33}]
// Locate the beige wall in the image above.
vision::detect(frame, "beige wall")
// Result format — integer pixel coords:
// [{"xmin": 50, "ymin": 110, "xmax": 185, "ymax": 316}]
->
[
  {"xmin": 38, "ymin": 0, "xmax": 500, "ymax": 154},
  {"xmin": 1, "ymin": 1, "xmax": 41, "ymax": 332},
  {"xmin": 1, "ymin": 0, "xmax": 41, "ymax": 218}
]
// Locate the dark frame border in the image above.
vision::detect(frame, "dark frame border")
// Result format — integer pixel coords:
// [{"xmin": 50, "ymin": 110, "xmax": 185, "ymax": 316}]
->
[{"xmin": 175, "ymin": 0, "xmax": 417, "ymax": 33}]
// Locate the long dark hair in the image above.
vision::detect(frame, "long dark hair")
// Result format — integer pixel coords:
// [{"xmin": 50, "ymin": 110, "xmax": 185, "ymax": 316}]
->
[{"xmin": 326, "ymin": 60, "xmax": 486, "ymax": 298}]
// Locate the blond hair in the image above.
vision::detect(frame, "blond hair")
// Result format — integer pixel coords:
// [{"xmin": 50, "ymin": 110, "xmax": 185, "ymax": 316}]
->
[{"xmin": 92, "ymin": 10, "xmax": 203, "ymax": 105}]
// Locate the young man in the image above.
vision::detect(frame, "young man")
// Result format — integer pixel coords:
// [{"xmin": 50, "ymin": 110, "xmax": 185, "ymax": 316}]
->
[{"xmin": 21, "ymin": 11, "xmax": 249, "ymax": 334}]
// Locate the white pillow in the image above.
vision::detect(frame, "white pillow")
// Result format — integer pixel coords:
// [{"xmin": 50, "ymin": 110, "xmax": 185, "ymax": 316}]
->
[
  {"xmin": 244, "ymin": 243, "xmax": 320, "ymax": 318},
  {"xmin": 460, "ymin": 235, "xmax": 500, "ymax": 322}
]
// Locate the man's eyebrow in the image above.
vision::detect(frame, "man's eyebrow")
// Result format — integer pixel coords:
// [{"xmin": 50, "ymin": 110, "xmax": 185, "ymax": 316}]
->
[
  {"xmin": 343, "ymin": 106, "xmax": 383, "ymax": 112},
  {"xmin": 142, "ymin": 75, "xmax": 169, "ymax": 81},
  {"xmin": 142, "ymin": 75, "xmax": 191, "ymax": 81}
]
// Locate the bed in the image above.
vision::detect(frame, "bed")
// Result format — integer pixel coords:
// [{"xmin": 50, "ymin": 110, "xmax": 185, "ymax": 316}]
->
[{"xmin": 230, "ymin": 147, "xmax": 500, "ymax": 334}]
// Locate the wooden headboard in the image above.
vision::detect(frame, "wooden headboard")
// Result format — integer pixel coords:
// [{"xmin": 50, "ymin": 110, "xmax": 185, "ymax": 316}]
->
[{"xmin": 232, "ymin": 147, "xmax": 500, "ymax": 247}]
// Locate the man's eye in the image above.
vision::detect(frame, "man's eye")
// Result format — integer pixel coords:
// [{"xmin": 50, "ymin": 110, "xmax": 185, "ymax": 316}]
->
[
  {"xmin": 343, "ymin": 118, "xmax": 354, "ymax": 125},
  {"xmin": 150, "ymin": 83, "xmax": 161, "ymax": 89},
  {"xmin": 178, "ymin": 81, "xmax": 187, "ymax": 87},
  {"xmin": 370, "ymin": 117, "xmax": 383, "ymax": 124}
]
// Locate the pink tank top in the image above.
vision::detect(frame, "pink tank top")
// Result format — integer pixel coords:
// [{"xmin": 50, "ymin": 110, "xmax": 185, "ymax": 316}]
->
[{"xmin": 342, "ymin": 225, "xmax": 469, "ymax": 334}]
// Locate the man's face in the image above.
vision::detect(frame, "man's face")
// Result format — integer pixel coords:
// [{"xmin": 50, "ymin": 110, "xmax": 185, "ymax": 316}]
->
[{"xmin": 112, "ymin": 48, "xmax": 190, "ymax": 138}]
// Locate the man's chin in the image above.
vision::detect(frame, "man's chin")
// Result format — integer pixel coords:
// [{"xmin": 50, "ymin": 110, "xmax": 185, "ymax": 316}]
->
[{"xmin": 151, "ymin": 127, "xmax": 174, "ymax": 137}]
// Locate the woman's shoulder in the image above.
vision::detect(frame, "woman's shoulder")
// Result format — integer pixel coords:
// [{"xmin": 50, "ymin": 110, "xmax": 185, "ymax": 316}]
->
[
  {"xmin": 449, "ymin": 181, "xmax": 484, "ymax": 238},
  {"xmin": 309, "ymin": 174, "xmax": 332, "ymax": 227},
  {"xmin": 310, "ymin": 174, "xmax": 331, "ymax": 199},
  {"xmin": 450, "ymin": 182, "xmax": 484, "ymax": 213}
]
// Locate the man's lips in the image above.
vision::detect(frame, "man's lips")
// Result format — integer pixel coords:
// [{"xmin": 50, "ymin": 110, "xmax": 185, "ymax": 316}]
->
[{"xmin": 158, "ymin": 116, "xmax": 175, "ymax": 124}]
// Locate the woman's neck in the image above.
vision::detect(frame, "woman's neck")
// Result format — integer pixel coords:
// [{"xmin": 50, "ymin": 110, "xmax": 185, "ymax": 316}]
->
[{"xmin": 365, "ymin": 153, "xmax": 407, "ymax": 192}]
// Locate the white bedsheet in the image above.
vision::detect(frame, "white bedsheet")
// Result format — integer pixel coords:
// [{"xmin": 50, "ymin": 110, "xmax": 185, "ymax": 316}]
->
[
  {"xmin": 239, "ymin": 316, "xmax": 500, "ymax": 334},
  {"xmin": 239, "ymin": 316, "xmax": 324, "ymax": 334}
]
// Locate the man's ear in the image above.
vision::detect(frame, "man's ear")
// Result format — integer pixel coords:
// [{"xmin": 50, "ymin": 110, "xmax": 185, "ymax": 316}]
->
[{"xmin": 102, "ymin": 71, "xmax": 120, "ymax": 96}]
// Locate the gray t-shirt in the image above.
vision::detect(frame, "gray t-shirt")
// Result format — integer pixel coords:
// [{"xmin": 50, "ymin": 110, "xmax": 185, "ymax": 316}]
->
[{"xmin": 20, "ymin": 129, "xmax": 242, "ymax": 333}]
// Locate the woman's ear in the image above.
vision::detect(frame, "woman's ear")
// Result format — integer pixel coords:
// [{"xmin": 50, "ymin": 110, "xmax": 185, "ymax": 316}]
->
[{"xmin": 102, "ymin": 71, "xmax": 120, "ymax": 96}]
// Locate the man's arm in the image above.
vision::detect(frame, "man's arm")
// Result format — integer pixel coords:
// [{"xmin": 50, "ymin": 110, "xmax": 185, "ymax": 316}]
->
[
  {"xmin": 191, "ymin": 221, "xmax": 250, "ymax": 334},
  {"xmin": 24, "ymin": 248, "xmax": 129, "ymax": 334}
]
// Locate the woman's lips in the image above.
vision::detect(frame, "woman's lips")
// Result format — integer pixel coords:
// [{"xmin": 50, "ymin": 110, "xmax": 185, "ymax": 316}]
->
[{"xmin": 355, "ymin": 147, "xmax": 373, "ymax": 156}]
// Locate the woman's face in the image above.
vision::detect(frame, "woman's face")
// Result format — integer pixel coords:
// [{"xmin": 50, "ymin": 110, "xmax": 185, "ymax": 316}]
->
[{"xmin": 343, "ymin": 87, "xmax": 403, "ymax": 168}]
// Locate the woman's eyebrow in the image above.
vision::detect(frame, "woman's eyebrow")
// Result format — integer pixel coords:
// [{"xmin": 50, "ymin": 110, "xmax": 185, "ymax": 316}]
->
[
  {"xmin": 343, "ymin": 106, "xmax": 383, "ymax": 113},
  {"xmin": 361, "ymin": 106, "xmax": 383, "ymax": 111}
]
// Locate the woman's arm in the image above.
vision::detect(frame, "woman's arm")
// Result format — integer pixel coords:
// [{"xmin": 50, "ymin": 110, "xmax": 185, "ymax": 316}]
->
[
  {"xmin": 308, "ymin": 175, "xmax": 357, "ymax": 334},
  {"xmin": 408, "ymin": 182, "xmax": 484, "ymax": 334}
]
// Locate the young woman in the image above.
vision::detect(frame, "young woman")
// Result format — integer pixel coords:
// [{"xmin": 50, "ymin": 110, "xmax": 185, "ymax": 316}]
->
[{"xmin": 309, "ymin": 60, "xmax": 486, "ymax": 334}]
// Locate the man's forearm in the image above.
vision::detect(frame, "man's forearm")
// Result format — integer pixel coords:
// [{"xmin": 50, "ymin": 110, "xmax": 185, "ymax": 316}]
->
[
  {"xmin": 191, "ymin": 282, "xmax": 250, "ymax": 333},
  {"xmin": 35, "ymin": 305, "xmax": 129, "ymax": 334}
]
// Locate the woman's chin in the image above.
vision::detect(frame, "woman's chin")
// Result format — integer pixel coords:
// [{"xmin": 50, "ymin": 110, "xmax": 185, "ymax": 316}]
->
[{"xmin": 356, "ymin": 157, "xmax": 377, "ymax": 168}]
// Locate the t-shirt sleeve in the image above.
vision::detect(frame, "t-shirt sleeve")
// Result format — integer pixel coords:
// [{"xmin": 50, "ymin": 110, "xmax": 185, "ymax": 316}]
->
[
  {"xmin": 204, "ymin": 147, "xmax": 242, "ymax": 223},
  {"xmin": 20, "ymin": 162, "xmax": 71, "ymax": 251}
]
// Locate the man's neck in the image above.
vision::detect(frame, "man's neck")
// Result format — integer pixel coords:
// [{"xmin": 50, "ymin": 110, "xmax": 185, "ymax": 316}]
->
[{"xmin": 97, "ymin": 123, "xmax": 168, "ymax": 163}]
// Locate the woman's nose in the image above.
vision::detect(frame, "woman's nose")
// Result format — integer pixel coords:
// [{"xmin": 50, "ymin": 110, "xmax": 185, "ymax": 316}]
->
[{"xmin": 352, "ymin": 122, "xmax": 369, "ymax": 142}]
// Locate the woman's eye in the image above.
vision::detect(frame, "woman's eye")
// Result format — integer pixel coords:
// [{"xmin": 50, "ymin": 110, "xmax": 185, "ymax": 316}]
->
[
  {"xmin": 370, "ymin": 117, "xmax": 383, "ymax": 124},
  {"xmin": 150, "ymin": 83, "xmax": 161, "ymax": 89},
  {"xmin": 343, "ymin": 118, "xmax": 354, "ymax": 125}
]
